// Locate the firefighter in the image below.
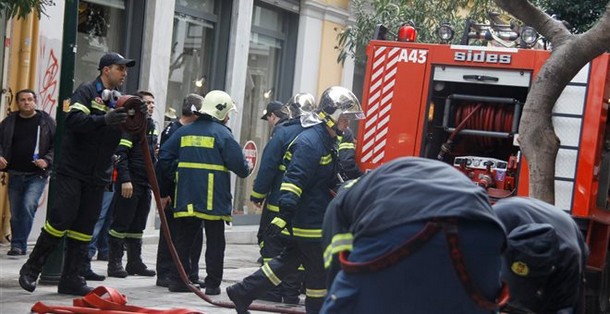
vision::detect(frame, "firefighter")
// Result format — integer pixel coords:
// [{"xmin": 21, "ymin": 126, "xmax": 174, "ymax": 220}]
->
[
  {"xmin": 157, "ymin": 90, "xmax": 251, "ymax": 294},
  {"xmin": 18, "ymin": 52, "xmax": 140, "ymax": 295},
  {"xmin": 106, "ymin": 90, "xmax": 158, "ymax": 278},
  {"xmin": 250, "ymin": 97, "xmax": 311, "ymax": 304},
  {"xmin": 493, "ymin": 197, "xmax": 588, "ymax": 314},
  {"xmin": 321, "ymin": 157, "xmax": 506, "ymax": 314},
  {"xmin": 227, "ymin": 86, "xmax": 364, "ymax": 314},
  {"xmin": 336, "ymin": 126, "xmax": 362, "ymax": 180}
]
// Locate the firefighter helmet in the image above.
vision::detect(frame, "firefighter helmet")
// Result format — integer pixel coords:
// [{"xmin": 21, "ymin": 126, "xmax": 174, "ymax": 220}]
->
[
  {"xmin": 318, "ymin": 86, "xmax": 364, "ymax": 124},
  {"xmin": 286, "ymin": 93, "xmax": 316, "ymax": 118},
  {"xmin": 199, "ymin": 90, "xmax": 237, "ymax": 121}
]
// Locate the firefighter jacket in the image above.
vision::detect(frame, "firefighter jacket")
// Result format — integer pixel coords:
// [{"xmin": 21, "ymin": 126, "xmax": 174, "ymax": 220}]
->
[
  {"xmin": 115, "ymin": 119, "xmax": 157, "ymax": 187},
  {"xmin": 278, "ymin": 123, "xmax": 337, "ymax": 240},
  {"xmin": 322, "ymin": 157, "xmax": 505, "ymax": 281},
  {"xmin": 158, "ymin": 116, "xmax": 250, "ymax": 221},
  {"xmin": 156, "ymin": 119, "xmax": 183, "ymax": 200},
  {"xmin": 56, "ymin": 76, "xmax": 122, "ymax": 185},
  {"xmin": 146, "ymin": 118, "xmax": 159, "ymax": 164},
  {"xmin": 337, "ymin": 127, "xmax": 362, "ymax": 180},
  {"xmin": 250, "ymin": 118, "xmax": 304, "ymax": 213},
  {"xmin": 0, "ymin": 109, "xmax": 55, "ymax": 176}
]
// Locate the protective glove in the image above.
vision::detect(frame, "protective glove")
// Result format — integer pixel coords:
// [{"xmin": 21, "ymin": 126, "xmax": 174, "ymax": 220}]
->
[
  {"xmin": 104, "ymin": 107, "xmax": 128, "ymax": 126},
  {"xmin": 266, "ymin": 216, "xmax": 293, "ymax": 238},
  {"xmin": 139, "ymin": 100, "xmax": 148, "ymax": 115}
]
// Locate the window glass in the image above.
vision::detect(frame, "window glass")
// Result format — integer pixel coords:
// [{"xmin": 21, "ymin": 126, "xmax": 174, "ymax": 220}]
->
[
  {"xmin": 235, "ymin": 9, "xmax": 285, "ymax": 217},
  {"xmin": 165, "ymin": 13, "xmax": 214, "ymax": 120},
  {"xmin": 252, "ymin": 5, "xmax": 284, "ymax": 33},
  {"xmin": 175, "ymin": 0, "xmax": 215, "ymax": 14},
  {"xmin": 75, "ymin": 1, "xmax": 125, "ymax": 86}
]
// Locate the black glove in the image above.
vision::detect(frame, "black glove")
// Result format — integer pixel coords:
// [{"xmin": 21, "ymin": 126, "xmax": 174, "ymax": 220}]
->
[
  {"xmin": 266, "ymin": 216, "xmax": 292, "ymax": 238},
  {"xmin": 104, "ymin": 107, "xmax": 128, "ymax": 126},
  {"xmin": 139, "ymin": 100, "xmax": 148, "ymax": 115}
]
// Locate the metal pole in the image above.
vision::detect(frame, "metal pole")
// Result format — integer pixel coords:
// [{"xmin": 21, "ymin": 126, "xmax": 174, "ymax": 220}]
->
[{"xmin": 39, "ymin": 0, "xmax": 78, "ymax": 284}]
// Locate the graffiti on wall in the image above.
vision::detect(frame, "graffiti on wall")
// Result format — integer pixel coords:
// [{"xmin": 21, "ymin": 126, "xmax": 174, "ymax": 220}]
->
[{"xmin": 37, "ymin": 42, "xmax": 59, "ymax": 115}]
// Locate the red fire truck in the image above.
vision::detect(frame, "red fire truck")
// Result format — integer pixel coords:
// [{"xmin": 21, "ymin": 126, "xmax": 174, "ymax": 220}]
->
[{"xmin": 355, "ymin": 23, "xmax": 610, "ymax": 312}]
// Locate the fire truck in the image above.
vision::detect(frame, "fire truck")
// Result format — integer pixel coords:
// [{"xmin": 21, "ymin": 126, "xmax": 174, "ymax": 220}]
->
[{"xmin": 355, "ymin": 23, "xmax": 610, "ymax": 312}]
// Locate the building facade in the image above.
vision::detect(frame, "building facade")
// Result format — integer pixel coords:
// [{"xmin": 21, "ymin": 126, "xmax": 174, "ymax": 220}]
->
[{"xmin": 0, "ymin": 0, "xmax": 356, "ymax": 241}]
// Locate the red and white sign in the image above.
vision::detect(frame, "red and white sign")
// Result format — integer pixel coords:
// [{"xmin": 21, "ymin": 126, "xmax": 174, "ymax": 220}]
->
[{"xmin": 243, "ymin": 140, "xmax": 258, "ymax": 176}]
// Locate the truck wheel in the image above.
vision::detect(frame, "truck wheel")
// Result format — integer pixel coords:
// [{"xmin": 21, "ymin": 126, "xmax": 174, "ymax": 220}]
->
[{"xmin": 587, "ymin": 254, "xmax": 610, "ymax": 314}]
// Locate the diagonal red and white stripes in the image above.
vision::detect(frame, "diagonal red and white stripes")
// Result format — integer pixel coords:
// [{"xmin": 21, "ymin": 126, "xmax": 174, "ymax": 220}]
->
[{"xmin": 360, "ymin": 46, "xmax": 400, "ymax": 164}]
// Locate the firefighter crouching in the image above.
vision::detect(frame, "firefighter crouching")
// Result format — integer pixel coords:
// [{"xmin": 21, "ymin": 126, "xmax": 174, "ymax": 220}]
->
[
  {"xmin": 157, "ymin": 90, "xmax": 251, "ymax": 294},
  {"xmin": 227, "ymin": 86, "xmax": 365, "ymax": 314},
  {"xmin": 493, "ymin": 197, "xmax": 588, "ymax": 314},
  {"xmin": 321, "ymin": 157, "xmax": 506, "ymax": 314}
]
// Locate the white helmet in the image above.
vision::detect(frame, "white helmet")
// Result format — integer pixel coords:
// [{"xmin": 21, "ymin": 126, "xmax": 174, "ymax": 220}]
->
[
  {"xmin": 199, "ymin": 90, "xmax": 237, "ymax": 121},
  {"xmin": 286, "ymin": 93, "xmax": 316, "ymax": 118},
  {"xmin": 317, "ymin": 86, "xmax": 364, "ymax": 126}
]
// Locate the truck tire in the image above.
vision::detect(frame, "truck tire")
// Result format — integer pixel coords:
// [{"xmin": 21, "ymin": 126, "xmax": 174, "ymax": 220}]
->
[{"xmin": 587, "ymin": 253, "xmax": 610, "ymax": 314}]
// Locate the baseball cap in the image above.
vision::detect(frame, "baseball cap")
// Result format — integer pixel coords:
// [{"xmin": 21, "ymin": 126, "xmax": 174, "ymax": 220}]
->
[
  {"xmin": 261, "ymin": 101, "xmax": 284, "ymax": 120},
  {"xmin": 98, "ymin": 52, "xmax": 136, "ymax": 70}
]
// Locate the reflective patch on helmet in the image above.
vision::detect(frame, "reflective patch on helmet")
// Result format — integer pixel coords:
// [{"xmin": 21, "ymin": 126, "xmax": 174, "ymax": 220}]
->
[{"xmin": 511, "ymin": 261, "xmax": 529, "ymax": 276}]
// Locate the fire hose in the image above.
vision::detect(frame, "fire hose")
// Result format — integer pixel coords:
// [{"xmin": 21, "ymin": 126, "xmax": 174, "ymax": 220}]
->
[{"xmin": 119, "ymin": 95, "xmax": 305, "ymax": 314}]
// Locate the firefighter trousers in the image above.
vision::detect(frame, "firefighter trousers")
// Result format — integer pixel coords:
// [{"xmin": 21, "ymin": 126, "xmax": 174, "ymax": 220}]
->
[
  {"xmin": 239, "ymin": 238, "xmax": 326, "ymax": 313},
  {"xmin": 170, "ymin": 217, "xmax": 225, "ymax": 289},
  {"xmin": 109, "ymin": 183, "xmax": 151, "ymax": 238}
]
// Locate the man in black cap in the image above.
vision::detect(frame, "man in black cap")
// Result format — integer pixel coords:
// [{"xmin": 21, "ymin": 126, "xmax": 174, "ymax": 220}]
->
[
  {"xmin": 493, "ymin": 197, "xmax": 588, "ymax": 314},
  {"xmin": 18, "ymin": 52, "xmax": 138, "ymax": 296}
]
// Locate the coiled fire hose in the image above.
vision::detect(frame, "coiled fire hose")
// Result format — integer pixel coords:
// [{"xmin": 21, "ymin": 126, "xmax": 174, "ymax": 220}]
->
[{"xmin": 118, "ymin": 95, "xmax": 305, "ymax": 314}]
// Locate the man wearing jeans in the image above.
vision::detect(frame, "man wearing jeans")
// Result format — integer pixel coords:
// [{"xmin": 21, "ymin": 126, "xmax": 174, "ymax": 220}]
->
[{"xmin": 0, "ymin": 89, "xmax": 55, "ymax": 256}]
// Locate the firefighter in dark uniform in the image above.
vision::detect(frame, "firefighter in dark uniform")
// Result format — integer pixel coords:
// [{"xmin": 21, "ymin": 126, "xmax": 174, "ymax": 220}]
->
[
  {"xmin": 336, "ymin": 127, "xmax": 362, "ymax": 180},
  {"xmin": 493, "ymin": 197, "xmax": 588, "ymax": 314},
  {"xmin": 158, "ymin": 90, "xmax": 251, "ymax": 294},
  {"xmin": 155, "ymin": 93, "xmax": 205, "ymax": 287},
  {"xmin": 227, "ymin": 86, "xmax": 364, "ymax": 314},
  {"xmin": 250, "ymin": 98, "xmax": 312, "ymax": 304},
  {"xmin": 321, "ymin": 157, "xmax": 507, "ymax": 314},
  {"xmin": 106, "ymin": 90, "xmax": 158, "ymax": 278},
  {"xmin": 18, "ymin": 52, "xmax": 137, "ymax": 295}
]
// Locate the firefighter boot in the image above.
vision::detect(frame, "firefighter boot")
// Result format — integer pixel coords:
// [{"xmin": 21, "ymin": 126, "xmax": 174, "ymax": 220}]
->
[
  {"xmin": 107, "ymin": 237, "xmax": 128, "ymax": 278},
  {"xmin": 125, "ymin": 238, "xmax": 156, "ymax": 276},
  {"xmin": 58, "ymin": 239, "xmax": 94, "ymax": 296},
  {"xmin": 18, "ymin": 231, "xmax": 61, "ymax": 292},
  {"xmin": 226, "ymin": 269, "xmax": 276, "ymax": 314},
  {"xmin": 81, "ymin": 256, "xmax": 106, "ymax": 281}
]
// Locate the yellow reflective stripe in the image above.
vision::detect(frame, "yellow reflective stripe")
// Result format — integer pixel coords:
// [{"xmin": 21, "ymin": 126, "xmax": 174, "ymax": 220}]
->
[
  {"xmin": 338, "ymin": 143, "xmax": 355, "ymax": 150},
  {"xmin": 259, "ymin": 241, "xmax": 265, "ymax": 249},
  {"xmin": 344, "ymin": 178, "xmax": 359, "ymax": 189},
  {"xmin": 281, "ymin": 227, "xmax": 322, "ymax": 238},
  {"xmin": 266, "ymin": 204, "xmax": 279, "ymax": 212},
  {"xmin": 319, "ymin": 111, "xmax": 335, "ymax": 127},
  {"xmin": 180, "ymin": 135, "xmax": 214, "ymax": 148},
  {"xmin": 124, "ymin": 233, "xmax": 143, "ymax": 239},
  {"xmin": 173, "ymin": 211, "xmax": 232, "ymax": 221},
  {"xmin": 306, "ymin": 288, "xmax": 327, "ymax": 298},
  {"xmin": 91, "ymin": 100, "xmax": 107, "ymax": 112},
  {"xmin": 323, "ymin": 233, "xmax": 354, "ymax": 268},
  {"xmin": 174, "ymin": 172, "xmax": 179, "ymax": 208},
  {"xmin": 263, "ymin": 258, "xmax": 273, "ymax": 263},
  {"xmin": 271, "ymin": 217, "xmax": 286, "ymax": 228},
  {"xmin": 337, "ymin": 135, "xmax": 343, "ymax": 142},
  {"xmin": 278, "ymin": 164, "xmax": 286, "ymax": 171},
  {"xmin": 207, "ymin": 173, "xmax": 214, "ymax": 210},
  {"xmin": 69, "ymin": 103, "xmax": 90, "ymax": 115},
  {"xmin": 262, "ymin": 263, "xmax": 281, "ymax": 286},
  {"xmin": 66, "ymin": 230, "xmax": 92, "ymax": 242},
  {"xmin": 280, "ymin": 183, "xmax": 302, "ymax": 197},
  {"xmin": 319, "ymin": 154, "xmax": 333, "ymax": 165},
  {"xmin": 251, "ymin": 190, "xmax": 266, "ymax": 199},
  {"xmin": 298, "ymin": 264, "xmax": 305, "ymax": 271},
  {"xmin": 43, "ymin": 221, "xmax": 66, "ymax": 237},
  {"xmin": 187, "ymin": 203, "xmax": 195, "ymax": 214},
  {"xmin": 285, "ymin": 151, "xmax": 292, "ymax": 160},
  {"xmin": 178, "ymin": 162, "xmax": 228, "ymax": 172},
  {"xmin": 119, "ymin": 139, "xmax": 133, "ymax": 148},
  {"xmin": 109, "ymin": 229, "xmax": 126, "ymax": 239}
]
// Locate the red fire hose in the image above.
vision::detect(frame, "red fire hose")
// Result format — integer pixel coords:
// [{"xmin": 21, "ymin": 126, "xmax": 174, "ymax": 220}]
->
[{"xmin": 120, "ymin": 96, "xmax": 305, "ymax": 314}]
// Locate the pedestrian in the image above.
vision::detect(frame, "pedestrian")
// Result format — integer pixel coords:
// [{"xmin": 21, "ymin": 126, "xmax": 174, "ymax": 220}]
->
[
  {"xmin": 250, "ymin": 99, "xmax": 304, "ymax": 304},
  {"xmin": 157, "ymin": 90, "xmax": 251, "ymax": 294},
  {"xmin": 18, "ymin": 52, "xmax": 139, "ymax": 296},
  {"xmin": 320, "ymin": 157, "xmax": 507, "ymax": 314},
  {"xmin": 0, "ymin": 89, "xmax": 55, "ymax": 256},
  {"xmin": 227, "ymin": 86, "xmax": 364, "ymax": 314},
  {"xmin": 493, "ymin": 197, "xmax": 588, "ymax": 314},
  {"xmin": 155, "ymin": 93, "xmax": 205, "ymax": 288},
  {"xmin": 106, "ymin": 90, "xmax": 158, "ymax": 278}
]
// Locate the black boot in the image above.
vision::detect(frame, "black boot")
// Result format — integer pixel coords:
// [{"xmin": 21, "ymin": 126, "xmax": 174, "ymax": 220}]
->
[
  {"xmin": 18, "ymin": 231, "xmax": 61, "ymax": 292},
  {"xmin": 81, "ymin": 256, "xmax": 106, "ymax": 281},
  {"xmin": 58, "ymin": 239, "xmax": 94, "ymax": 296},
  {"xmin": 226, "ymin": 269, "xmax": 276, "ymax": 314},
  {"xmin": 107, "ymin": 237, "xmax": 128, "ymax": 278},
  {"xmin": 125, "ymin": 238, "xmax": 155, "ymax": 276}
]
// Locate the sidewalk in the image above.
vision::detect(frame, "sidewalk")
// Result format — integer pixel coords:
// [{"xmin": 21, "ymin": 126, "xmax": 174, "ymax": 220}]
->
[{"xmin": 0, "ymin": 226, "xmax": 306, "ymax": 314}]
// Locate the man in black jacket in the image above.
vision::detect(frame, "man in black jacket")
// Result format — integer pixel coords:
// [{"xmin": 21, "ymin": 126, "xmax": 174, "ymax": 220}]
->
[
  {"xmin": 18, "ymin": 52, "xmax": 137, "ymax": 296},
  {"xmin": 0, "ymin": 89, "xmax": 55, "ymax": 256}
]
